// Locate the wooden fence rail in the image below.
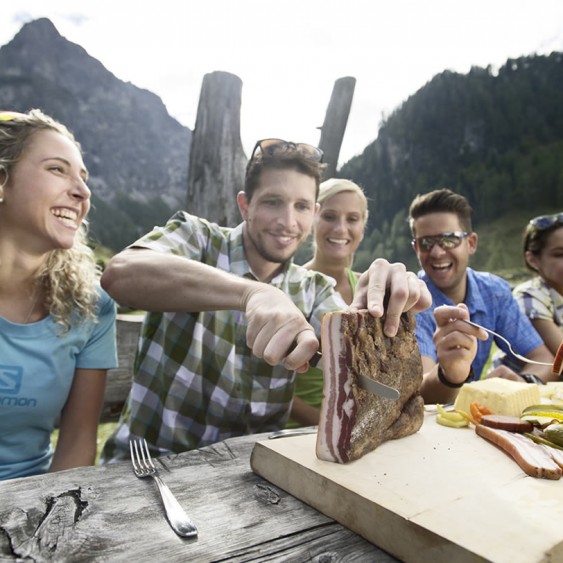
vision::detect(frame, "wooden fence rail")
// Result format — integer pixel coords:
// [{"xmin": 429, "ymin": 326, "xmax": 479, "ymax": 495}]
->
[{"xmin": 100, "ymin": 314, "xmax": 143, "ymax": 422}]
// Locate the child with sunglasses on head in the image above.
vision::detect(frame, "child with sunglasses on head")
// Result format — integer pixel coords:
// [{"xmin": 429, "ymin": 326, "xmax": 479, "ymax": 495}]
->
[
  {"xmin": 0, "ymin": 109, "xmax": 117, "ymax": 480},
  {"xmin": 99, "ymin": 138, "xmax": 431, "ymax": 462},
  {"xmin": 511, "ymin": 213, "xmax": 563, "ymax": 357},
  {"xmin": 408, "ymin": 188, "xmax": 555, "ymax": 405}
]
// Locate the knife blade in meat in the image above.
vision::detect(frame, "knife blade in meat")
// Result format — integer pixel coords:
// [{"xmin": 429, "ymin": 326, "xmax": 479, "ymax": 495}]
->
[{"xmin": 309, "ymin": 351, "xmax": 400, "ymax": 401}]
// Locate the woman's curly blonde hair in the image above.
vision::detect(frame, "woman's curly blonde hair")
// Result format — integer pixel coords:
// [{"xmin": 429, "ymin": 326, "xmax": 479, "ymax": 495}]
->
[{"xmin": 0, "ymin": 108, "xmax": 99, "ymax": 331}]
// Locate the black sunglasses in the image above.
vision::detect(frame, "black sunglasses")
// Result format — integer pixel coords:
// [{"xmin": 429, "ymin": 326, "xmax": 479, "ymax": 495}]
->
[
  {"xmin": 529, "ymin": 212, "xmax": 563, "ymax": 231},
  {"xmin": 412, "ymin": 231, "xmax": 469, "ymax": 252},
  {"xmin": 250, "ymin": 138, "xmax": 324, "ymax": 163}
]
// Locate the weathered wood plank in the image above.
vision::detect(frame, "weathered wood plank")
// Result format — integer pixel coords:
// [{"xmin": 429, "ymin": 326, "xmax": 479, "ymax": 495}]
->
[
  {"xmin": 100, "ymin": 314, "xmax": 143, "ymax": 422},
  {"xmin": 0, "ymin": 434, "xmax": 392, "ymax": 562}
]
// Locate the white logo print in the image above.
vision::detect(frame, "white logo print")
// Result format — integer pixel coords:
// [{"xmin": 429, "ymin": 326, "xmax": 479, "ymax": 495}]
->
[{"xmin": 0, "ymin": 366, "xmax": 23, "ymax": 394}]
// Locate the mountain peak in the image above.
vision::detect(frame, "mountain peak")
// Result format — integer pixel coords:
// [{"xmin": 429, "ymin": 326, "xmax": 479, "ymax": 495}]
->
[
  {"xmin": 0, "ymin": 17, "xmax": 192, "ymax": 251},
  {"xmin": 14, "ymin": 17, "xmax": 61, "ymax": 43}
]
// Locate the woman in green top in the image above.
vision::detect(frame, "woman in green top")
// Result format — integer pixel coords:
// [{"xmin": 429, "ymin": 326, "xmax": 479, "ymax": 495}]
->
[{"xmin": 288, "ymin": 178, "xmax": 369, "ymax": 427}]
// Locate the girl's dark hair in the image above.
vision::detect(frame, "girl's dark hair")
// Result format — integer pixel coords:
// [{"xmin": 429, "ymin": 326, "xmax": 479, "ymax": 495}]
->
[{"xmin": 523, "ymin": 217, "xmax": 563, "ymax": 271}]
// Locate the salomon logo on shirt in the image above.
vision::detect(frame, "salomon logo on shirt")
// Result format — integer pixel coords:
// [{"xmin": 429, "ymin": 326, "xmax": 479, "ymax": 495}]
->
[{"xmin": 0, "ymin": 366, "xmax": 23, "ymax": 394}]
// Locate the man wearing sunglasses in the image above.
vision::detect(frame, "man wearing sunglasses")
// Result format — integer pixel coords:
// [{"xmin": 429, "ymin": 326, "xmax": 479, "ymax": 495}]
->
[
  {"xmin": 100, "ymin": 139, "xmax": 431, "ymax": 462},
  {"xmin": 408, "ymin": 188, "xmax": 554, "ymax": 404}
]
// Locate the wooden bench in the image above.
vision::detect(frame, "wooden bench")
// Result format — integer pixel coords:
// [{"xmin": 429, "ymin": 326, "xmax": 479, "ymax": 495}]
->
[{"xmin": 100, "ymin": 314, "xmax": 143, "ymax": 422}]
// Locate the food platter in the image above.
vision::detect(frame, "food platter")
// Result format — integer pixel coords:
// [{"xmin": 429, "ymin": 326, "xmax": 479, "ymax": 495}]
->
[{"xmin": 251, "ymin": 408, "xmax": 563, "ymax": 563}]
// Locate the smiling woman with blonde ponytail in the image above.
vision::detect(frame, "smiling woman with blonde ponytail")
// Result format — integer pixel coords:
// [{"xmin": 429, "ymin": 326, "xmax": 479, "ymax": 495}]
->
[
  {"xmin": 0, "ymin": 109, "xmax": 117, "ymax": 480},
  {"xmin": 287, "ymin": 178, "xmax": 369, "ymax": 428}
]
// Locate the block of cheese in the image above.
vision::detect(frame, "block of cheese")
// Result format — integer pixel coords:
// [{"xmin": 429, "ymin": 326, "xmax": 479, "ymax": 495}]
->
[
  {"xmin": 540, "ymin": 381, "xmax": 563, "ymax": 404},
  {"xmin": 453, "ymin": 378, "xmax": 541, "ymax": 417}
]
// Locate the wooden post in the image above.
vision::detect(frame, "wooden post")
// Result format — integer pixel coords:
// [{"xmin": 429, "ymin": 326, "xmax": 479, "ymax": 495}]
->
[
  {"xmin": 100, "ymin": 314, "xmax": 143, "ymax": 422},
  {"xmin": 318, "ymin": 77, "xmax": 356, "ymax": 180},
  {"xmin": 186, "ymin": 71, "xmax": 247, "ymax": 226}
]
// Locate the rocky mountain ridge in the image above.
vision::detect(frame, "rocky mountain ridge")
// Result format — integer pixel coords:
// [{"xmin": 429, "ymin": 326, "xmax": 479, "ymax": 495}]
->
[{"xmin": 0, "ymin": 18, "xmax": 192, "ymax": 250}]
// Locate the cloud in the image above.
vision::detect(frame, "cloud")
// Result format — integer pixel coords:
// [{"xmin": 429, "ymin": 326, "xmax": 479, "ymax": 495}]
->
[{"xmin": 3, "ymin": 0, "xmax": 563, "ymax": 165}]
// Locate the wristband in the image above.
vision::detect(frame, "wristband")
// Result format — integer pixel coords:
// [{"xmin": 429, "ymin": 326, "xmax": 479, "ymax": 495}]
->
[
  {"xmin": 520, "ymin": 373, "xmax": 546, "ymax": 385},
  {"xmin": 437, "ymin": 365, "xmax": 474, "ymax": 388}
]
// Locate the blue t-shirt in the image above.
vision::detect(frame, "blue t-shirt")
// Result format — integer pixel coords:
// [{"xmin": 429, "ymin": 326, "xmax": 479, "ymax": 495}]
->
[
  {"xmin": 415, "ymin": 268, "xmax": 543, "ymax": 379},
  {"xmin": 0, "ymin": 287, "xmax": 117, "ymax": 480}
]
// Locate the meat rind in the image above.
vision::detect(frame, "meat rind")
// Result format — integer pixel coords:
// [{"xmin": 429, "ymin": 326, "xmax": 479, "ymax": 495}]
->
[{"xmin": 316, "ymin": 310, "xmax": 424, "ymax": 463}]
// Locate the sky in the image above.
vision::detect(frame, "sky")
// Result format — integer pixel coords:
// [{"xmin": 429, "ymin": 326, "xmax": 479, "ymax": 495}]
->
[{"xmin": 3, "ymin": 0, "xmax": 563, "ymax": 166}]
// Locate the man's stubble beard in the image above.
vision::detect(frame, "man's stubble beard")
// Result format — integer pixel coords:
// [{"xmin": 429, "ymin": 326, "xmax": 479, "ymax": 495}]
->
[{"xmin": 245, "ymin": 227, "xmax": 300, "ymax": 265}]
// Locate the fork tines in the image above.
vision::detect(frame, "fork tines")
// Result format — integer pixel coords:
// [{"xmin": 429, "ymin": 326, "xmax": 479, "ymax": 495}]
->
[{"xmin": 130, "ymin": 438, "xmax": 156, "ymax": 475}]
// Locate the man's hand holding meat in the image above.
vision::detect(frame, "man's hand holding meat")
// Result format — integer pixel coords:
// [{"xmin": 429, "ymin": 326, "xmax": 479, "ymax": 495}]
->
[
  {"xmin": 244, "ymin": 260, "xmax": 430, "ymax": 373},
  {"xmin": 350, "ymin": 258, "xmax": 432, "ymax": 337}
]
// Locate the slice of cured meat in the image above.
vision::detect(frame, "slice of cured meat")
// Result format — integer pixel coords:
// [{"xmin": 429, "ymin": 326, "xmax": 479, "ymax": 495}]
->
[
  {"xmin": 541, "ymin": 444, "xmax": 563, "ymax": 469},
  {"xmin": 479, "ymin": 414, "xmax": 533, "ymax": 433},
  {"xmin": 476, "ymin": 424, "xmax": 562, "ymax": 480},
  {"xmin": 316, "ymin": 310, "xmax": 424, "ymax": 463}
]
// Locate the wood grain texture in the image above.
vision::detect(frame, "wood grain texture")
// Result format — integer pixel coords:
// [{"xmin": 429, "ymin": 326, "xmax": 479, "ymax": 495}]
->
[
  {"xmin": 318, "ymin": 76, "xmax": 356, "ymax": 180},
  {"xmin": 0, "ymin": 434, "xmax": 393, "ymax": 562},
  {"xmin": 251, "ymin": 408, "xmax": 563, "ymax": 563},
  {"xmin": 100, "ymin": 315, "xmax": 142, "ymax": 422},
  {"xmin": 186, "ymin": 71, "xmax": 247, "ymax": 227}
]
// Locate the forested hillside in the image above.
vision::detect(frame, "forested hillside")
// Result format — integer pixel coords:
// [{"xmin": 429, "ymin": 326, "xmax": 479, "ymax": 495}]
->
[
  {"xmin": 340, "ymin": 53, "xmax": 563, "ymax": 273},
  {"xmin": 3, "ymin": 18, "xmax": 561, "ymax": 267}
]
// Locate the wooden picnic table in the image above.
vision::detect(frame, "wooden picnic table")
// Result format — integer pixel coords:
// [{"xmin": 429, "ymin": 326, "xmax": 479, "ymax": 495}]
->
[{"xmin": 0, "ymin": 432, "xmax": 395, "ymax": 562}]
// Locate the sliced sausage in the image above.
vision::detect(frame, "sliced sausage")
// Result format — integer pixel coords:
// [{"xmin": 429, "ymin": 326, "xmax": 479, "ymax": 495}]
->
[{"xmin": 479, "ymin": 414, "xmax": 533, "ymax": 433}]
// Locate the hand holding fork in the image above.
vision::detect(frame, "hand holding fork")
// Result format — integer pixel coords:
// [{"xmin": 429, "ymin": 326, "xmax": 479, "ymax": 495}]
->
[
  {"xmin": 457, "ymin": 318, "xmax": 552, "ymax": 367},
  {"xmin": 130, "ymin": 438, "xmax": 198, "ymax": 538}
]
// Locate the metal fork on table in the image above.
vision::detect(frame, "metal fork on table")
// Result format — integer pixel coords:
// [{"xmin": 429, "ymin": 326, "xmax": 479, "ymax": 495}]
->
[
  {"xmin": 458, "ymin": 318, "xmax": 552, "ymax": 367},
  {"xmin": 129, "ymin": 438, "xmax": 198, "ymax": 538}
]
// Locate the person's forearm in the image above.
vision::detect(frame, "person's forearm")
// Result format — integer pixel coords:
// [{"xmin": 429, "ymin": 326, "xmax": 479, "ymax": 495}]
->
[
  {"xmin": 522, "ymin": 344, "xmax": 555, "ymax": 383},
  {"xmin": 101, "ymin": 248, "xmax": 261, "ymax": 313},
  {"xmin": 290, "ymin": 396, "xmax": 321, "ymax": 426},
  {"xmin": 419, "ymin": 357, "xmax": 466, "ymax": 404},
  {"xmin": 50, "ymin": 370, "xmax": 106, "ymax": 472},
  {"xmin": 531, "ymin": 319, "xmax": 562, "ymax": 357},
  {"xmin": 49, "ymin": 440, "xmax": 96, "ymax": 472}
]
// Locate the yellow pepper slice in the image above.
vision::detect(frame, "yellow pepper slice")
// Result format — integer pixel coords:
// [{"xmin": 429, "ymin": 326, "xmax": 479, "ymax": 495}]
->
[
  {"xmin": 436, "ymin": 414, "xmax": 469, "ymax": 428},
  {"xmin": 436, "ymin": 404, "xmax": 466, "ymax": 422}
]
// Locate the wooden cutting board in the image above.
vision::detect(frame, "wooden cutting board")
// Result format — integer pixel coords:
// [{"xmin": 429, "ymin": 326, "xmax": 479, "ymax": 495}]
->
[{"xmin": 250, "ymin": 408, "xmax": 563, "ymax": 563}]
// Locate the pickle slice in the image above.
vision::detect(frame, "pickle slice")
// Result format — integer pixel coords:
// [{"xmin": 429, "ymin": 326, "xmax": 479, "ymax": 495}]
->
[
  {"xmin": 521, "ymin": 404, "xmax": 563, "ymax": 422},
  {"xmin": 544, "ymin": 423, "xmax": 563, "ymax": 447}
]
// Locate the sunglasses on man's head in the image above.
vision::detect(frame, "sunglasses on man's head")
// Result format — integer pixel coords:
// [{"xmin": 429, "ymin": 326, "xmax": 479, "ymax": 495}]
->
[
  {"xmin": 529, "ymin": 212, "xmax": 563, "ymax": 231},
  {"xmin": 250, "ymin": 138, "xmax": 324, "ymax": 163},
  {"xmin": 412, "ymin": 231, "xmax": 469, "ymax": 252}
]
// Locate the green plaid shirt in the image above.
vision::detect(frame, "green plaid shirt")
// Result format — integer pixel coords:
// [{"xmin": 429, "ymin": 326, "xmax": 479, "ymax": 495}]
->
[{"xmin": 101, "ymin": 212, "xmax": 345, "ymax": 461}]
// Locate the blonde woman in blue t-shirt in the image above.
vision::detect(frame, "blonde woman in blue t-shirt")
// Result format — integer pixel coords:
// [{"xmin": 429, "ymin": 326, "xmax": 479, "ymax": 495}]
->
[
  {"xmin": 0, "ymin": 110, "xmax": 117, "ymax": 480},
  {"xmin": 288, "ymin": 178, "xmax": 368, "ymax": 427}
]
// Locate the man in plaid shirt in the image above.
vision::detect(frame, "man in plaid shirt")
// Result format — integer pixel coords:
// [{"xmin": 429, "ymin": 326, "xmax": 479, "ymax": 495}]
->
[{"xmin": 100, "ymin": 139, "xmax": 430, "ymax": 461}]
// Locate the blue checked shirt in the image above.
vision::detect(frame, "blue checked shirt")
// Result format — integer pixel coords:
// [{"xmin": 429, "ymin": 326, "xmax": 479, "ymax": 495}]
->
[
  {"xmin": 415, "ymin": 268, "xmax": 543, "ymax": 379},
  {"xmin": 101, "ymin": 212, "xmax": 346, "ymax": 461}
]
